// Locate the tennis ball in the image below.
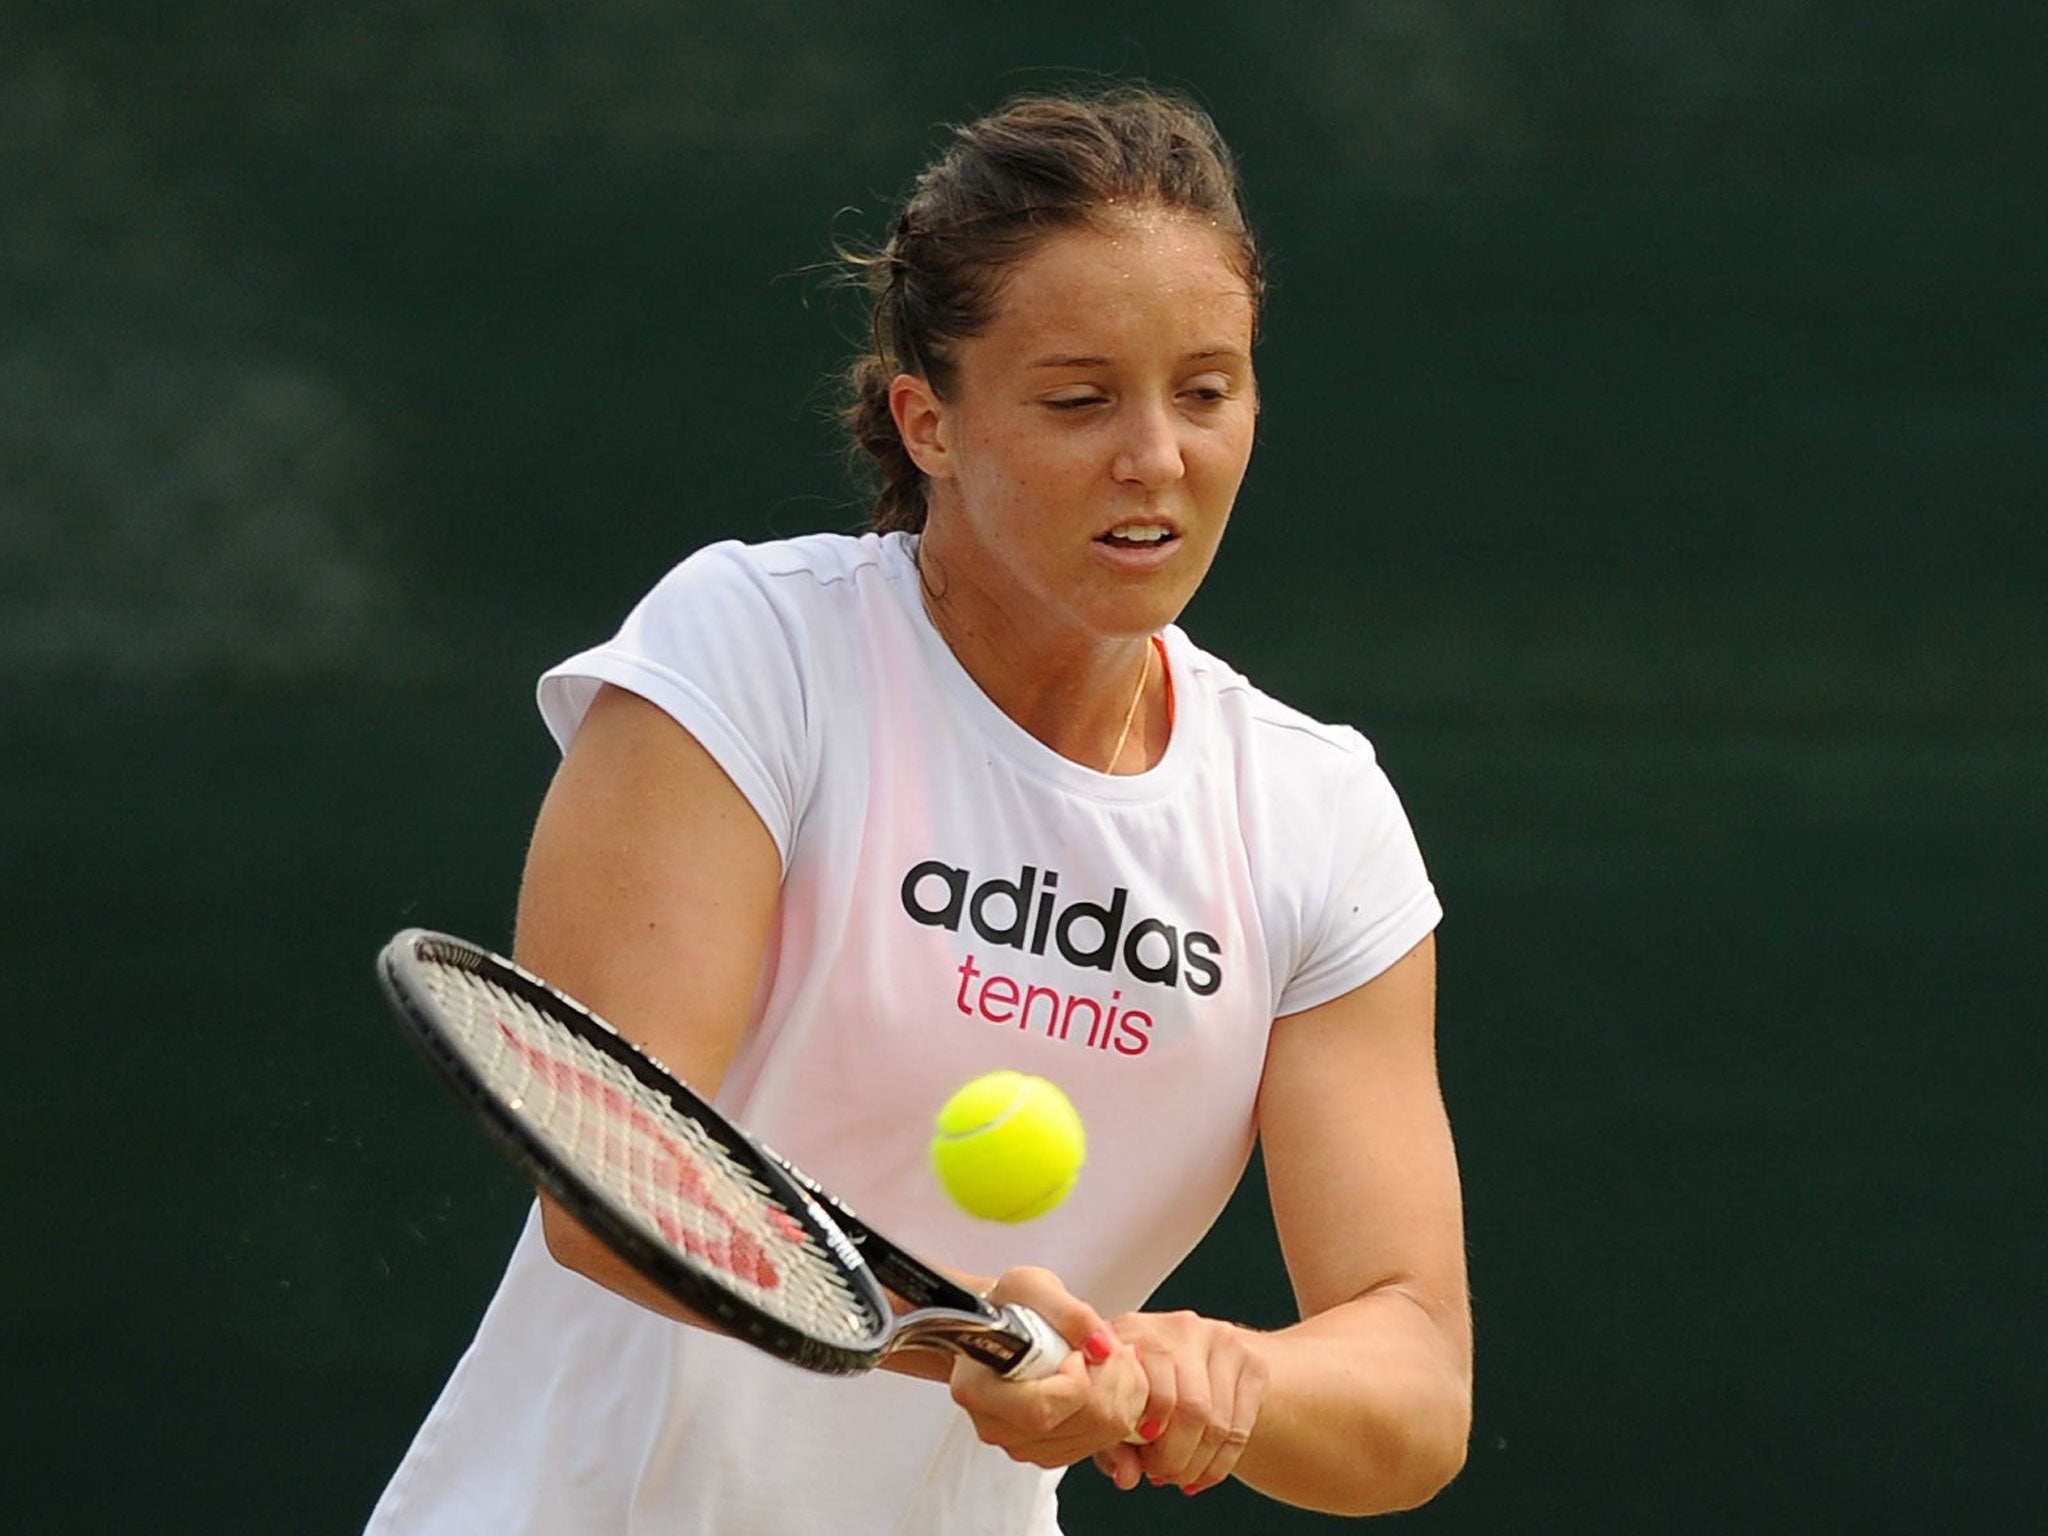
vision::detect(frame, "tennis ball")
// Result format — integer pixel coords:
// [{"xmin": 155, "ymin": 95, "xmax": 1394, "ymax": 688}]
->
[{"xmin": 930, "ymin": 1071, "xmax": 1086, "ymax": 1222}]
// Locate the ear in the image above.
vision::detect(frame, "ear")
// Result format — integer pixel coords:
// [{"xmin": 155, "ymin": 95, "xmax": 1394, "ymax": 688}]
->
[{"xmin": 888, "ymin": 373, "xmax": 953, "ymax": 479}]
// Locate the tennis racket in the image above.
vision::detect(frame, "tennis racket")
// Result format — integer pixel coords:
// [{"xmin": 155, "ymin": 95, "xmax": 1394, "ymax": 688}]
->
[{"xmin": 377, "ymin": 927, "xmax": 1067, "ymax": 1380}]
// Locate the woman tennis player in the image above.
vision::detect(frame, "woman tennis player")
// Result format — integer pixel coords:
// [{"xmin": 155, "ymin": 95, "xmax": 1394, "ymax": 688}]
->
[{"xmin": 367, "ymin": 85, "xmax": 1470, "ymax": 1533}]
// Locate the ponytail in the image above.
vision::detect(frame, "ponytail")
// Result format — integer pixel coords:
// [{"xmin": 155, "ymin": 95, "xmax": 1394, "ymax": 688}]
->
[{"xmin": 843, "ymin": 352, "xmax": 927, "ymax": 533}]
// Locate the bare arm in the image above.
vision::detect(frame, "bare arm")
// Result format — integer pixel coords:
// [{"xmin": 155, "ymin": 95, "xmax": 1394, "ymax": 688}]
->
[
  {"xmin": 1103, "ymin": 934, "xmax": 1471, "ymax": 1513},
  {"xmin": 1240, "ymin": 933, "xmax": 1470, "ymax": 1510},
  {"xmin": 512, "ymin": 683, "xmax": 784, "ymax": 1317}
]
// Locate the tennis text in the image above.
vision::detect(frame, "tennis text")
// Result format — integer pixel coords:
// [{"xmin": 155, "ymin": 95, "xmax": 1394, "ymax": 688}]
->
[{"xmin": 953, "ymin": 952, "xmax": 1153, "ymax": 1056}]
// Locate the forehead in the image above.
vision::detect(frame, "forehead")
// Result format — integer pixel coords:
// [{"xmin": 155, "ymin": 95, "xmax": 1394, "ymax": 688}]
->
[{"xmin": 981, "ymin": 211, "xmax": 1256, "ymax": 350}]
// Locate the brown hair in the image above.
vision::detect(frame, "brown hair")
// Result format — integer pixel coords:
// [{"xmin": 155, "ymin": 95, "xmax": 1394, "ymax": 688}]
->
[{"xmin": 842, "ymin": 86, "xmax": 1264, "ymax": 533}]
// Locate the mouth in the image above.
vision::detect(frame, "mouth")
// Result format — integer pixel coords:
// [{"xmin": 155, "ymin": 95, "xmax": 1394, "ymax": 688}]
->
[{"xmin": 1095, "ymin": 520, "xmax": 1181, "ymax": 551}]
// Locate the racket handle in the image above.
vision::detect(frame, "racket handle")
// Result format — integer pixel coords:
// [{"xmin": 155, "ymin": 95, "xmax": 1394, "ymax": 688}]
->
[
  {"xmin": 999, "ymin": 1305, "xmax": 1150, "ymax": 1447},
  {"xmin": 995, "ymin": 1303, "xmax": 1070, "ymax": 1380}
]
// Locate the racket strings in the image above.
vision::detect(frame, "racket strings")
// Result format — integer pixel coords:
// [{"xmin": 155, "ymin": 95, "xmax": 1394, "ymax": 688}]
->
[{"xmin": 421, "ymin": 961, "xmax": 875, "ymax": 1347}]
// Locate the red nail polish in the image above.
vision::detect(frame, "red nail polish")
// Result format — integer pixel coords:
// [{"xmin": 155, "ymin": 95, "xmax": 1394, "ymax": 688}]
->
[
  {"xmin": 1083, "ymin": 1327, "xmax": 1114, "ymax": 1364},
  {"xmin": 1138, "ymin": 1418, "xmax": 1163, "ymax": 1442}
]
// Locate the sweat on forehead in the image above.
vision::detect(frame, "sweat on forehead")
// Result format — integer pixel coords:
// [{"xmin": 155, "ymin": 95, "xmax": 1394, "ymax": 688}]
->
[{"xmin": 983, "ymin": 216, "xmax": 1259, "ymax": 327}]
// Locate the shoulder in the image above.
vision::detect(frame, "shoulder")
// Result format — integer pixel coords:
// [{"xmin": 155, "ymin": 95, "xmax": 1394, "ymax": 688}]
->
[
  {"xmin": 535, "ymin": 532, "xmax": 913, "ymax": 850},
  {"xmin": 538, "ymin": 531, "xmax": 910, "ymax": 753},
  {"xmin": 717, "ymin": 528, "xmax": 900, "ymax": 585},
  {"xmin": 650, "ymin": 529, "xmax": 906, "ymax": 609},
  {"xmin": 1174, "ymin": 635, "xmax": 1386, "ymax": 792},
  {"xmin": 1171, "ymin": 632, "xmax": 1439, "ymax": 1012},
  {"xmin": 607, "ymin": 530, "xmax": 915, "ymax": 663}
]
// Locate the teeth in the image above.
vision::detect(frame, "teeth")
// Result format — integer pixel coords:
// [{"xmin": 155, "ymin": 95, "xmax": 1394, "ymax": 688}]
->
[{"xmin": 1106, "ymin": 524, "xmax": 1171, "ymax": 543}]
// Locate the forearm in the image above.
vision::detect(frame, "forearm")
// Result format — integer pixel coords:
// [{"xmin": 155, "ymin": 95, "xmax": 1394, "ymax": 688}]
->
[
  {"xmin": 1233, "ymin": 1287, "xmax": 1471, "ymax": 1515},
  {"xmin": 537, "ymin": 1195, "xmax": 723, "ymax": 1327}
]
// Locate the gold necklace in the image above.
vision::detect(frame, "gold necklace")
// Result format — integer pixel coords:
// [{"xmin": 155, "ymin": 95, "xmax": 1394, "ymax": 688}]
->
[
  {"xmin": 1103, "ymin": 639, "xmax": 1151, "ymax": 774},
  {"xmin": 918, "ymin": 573, "xmax": 1152, "ymax": 774}
]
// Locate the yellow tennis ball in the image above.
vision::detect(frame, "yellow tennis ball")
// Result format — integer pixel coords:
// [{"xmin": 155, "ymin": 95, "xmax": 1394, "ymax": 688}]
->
[{"xmin": 930, "ymin": 1071, "xmax": 1086, "ymax": 1222}]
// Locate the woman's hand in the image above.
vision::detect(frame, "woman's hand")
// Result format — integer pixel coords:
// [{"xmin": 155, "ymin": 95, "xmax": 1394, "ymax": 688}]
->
[
  {"xmin": 946, "ymin": 1266, "xmax": 1148, "ymax": 1468},
  {"xmin": 1092, "ymin": 1309, "xmax": 1267, "ymax": 1495}
]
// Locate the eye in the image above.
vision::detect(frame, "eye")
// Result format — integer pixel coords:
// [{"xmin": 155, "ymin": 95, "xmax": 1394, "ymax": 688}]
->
[
  {"xmin": 1180, "ymin": 373, "xmax": 1235, "ymax": 404},
  {"xmin": 1043, "ymin": 391, "xmax": 1109, "ymax": 411}
]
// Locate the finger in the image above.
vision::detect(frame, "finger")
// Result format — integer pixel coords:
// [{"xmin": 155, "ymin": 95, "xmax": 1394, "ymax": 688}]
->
[
  {"xmin": 988, "ymin": 1266, "xmax": 1117, "ymax": 1362},
  {"xmin": 1160, "ymin": 1345, "xmax": 1227, "ymax": 1490},
  {"xmin": 1129, "ymin": 1343, "xmax": 1175, "ymax": 1459},
  {"xmin": 950, "ymin": 1344, "xmax": 1090, "ymax": 1442},
  {"xmin": 1146, "ymin": 1358, "xmax": 1213, "ymax": 1486},
  {"xmin": 950, "ymin": 1337, "xmax": 1145, "ymax": 1465},
  {"xmin": 1173, "ymin": 1346, "xmax": 1263, "ymax": 1495},
  {"xmin": 1168, "ymin": 1399, "xmax": 1231, "ymax": 1493},
  {"xmin": 1122, "ymin": 1327, "xmax": 1202, "ymax": 1481},
  {"xmin": 1093, "ymin": 1442, "xmax": 1145, "ymax": 1492}
]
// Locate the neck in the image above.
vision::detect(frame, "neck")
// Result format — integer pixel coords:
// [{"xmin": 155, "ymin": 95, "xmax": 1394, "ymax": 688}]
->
[{"xmin": 915, "ymin": 551, "xmax": 1160, "ymax": 774}]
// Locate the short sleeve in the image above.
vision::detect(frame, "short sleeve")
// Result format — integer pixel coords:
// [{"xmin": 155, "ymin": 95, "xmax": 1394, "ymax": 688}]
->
[
  {"xmin": 535, "ymin": 541, "xmax": 815, "ymax": 863},
  {"xmin": 1272, "ymin": 744, "xmax": 1441, "ymax": 1019}
]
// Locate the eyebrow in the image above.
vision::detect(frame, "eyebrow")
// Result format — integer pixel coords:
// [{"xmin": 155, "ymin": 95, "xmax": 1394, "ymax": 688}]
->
[{"xmin": 1026, "ymin": 347, "xmax": 1248, "ymax": 369}]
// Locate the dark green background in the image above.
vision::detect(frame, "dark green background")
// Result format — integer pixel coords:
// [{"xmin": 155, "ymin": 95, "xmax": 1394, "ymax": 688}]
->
[{"xmin": 6, "ymin": 5, "xmax": 2042, "ymax": 1531}]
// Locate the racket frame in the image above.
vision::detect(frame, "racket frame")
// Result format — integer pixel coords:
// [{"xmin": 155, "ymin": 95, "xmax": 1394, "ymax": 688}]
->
[{"xmin": 379, "ymin": 928, "xmax": 1063, "ymax": 1380}]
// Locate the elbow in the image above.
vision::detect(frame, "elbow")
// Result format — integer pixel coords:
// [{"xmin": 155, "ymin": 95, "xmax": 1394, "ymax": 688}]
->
[
  {"xmin": 1318, "ymin": 1370, "xmax": 1469, "ymax": 1517},
  {"xmin": 537, "ymin": 1194, "xmax": 604, "ymax": 1280},
  {"xmin": 1241, "ymin": 1366, "xmax": 1470, "ymax": 1516},
  {"xmin": 1371, "ymin": 1380, "xmax": 1471, "ymax": 1514},
  {"xmin": 1376, "ymin": 1415, "xmax": 1469, "ymax": 1514},
  {"xmin": 535, "ymin": 1192, "xmax": 706, "ymax": 1330}
]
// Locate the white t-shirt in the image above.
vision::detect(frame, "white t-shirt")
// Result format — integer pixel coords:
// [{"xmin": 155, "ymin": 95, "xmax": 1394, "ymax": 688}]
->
[{"xmin": 367, "ymin": 531, "xmax": 1441, "ymax": 1536}]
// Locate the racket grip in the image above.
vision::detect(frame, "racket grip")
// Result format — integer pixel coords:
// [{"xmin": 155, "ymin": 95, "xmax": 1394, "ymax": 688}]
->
[
  {"xmin": 998, "ymin": 1305, "xmax": 1150, "ymax": 1447},
  {"xmin": 995, "ymin": 1303, "xmax": 1070, "ymax": 1380}
]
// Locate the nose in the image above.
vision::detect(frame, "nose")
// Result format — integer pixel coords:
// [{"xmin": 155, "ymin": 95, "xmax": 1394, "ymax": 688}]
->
[{"xmin": 1111, "ymin": 399, "xmax": 1185, "ymax": 490}]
